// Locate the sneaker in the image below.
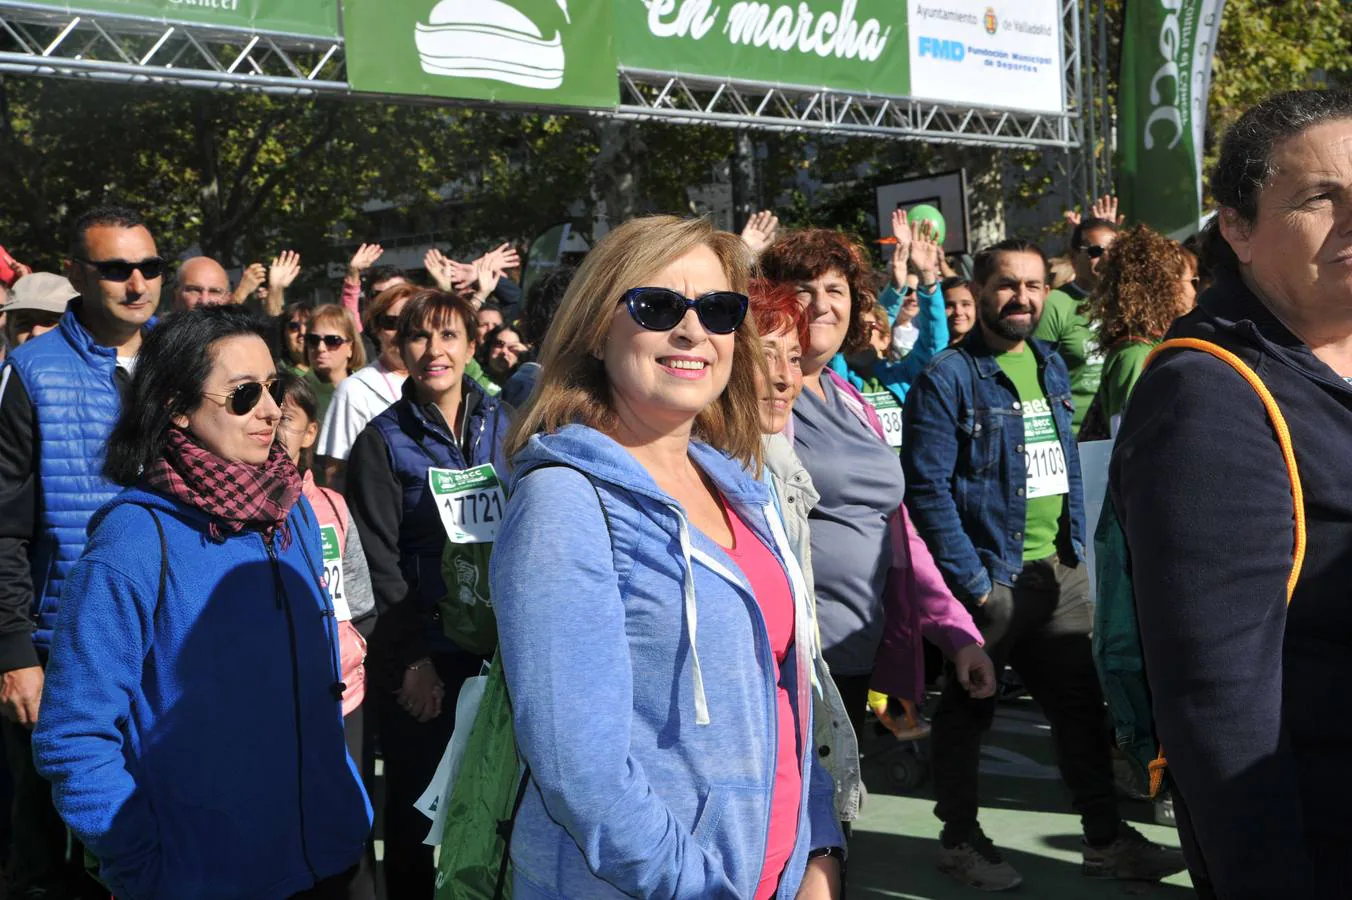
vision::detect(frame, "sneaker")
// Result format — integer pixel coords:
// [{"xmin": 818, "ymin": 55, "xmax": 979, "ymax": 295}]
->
[
  {"xmin": 938, "ymin": 829, "xmax": 1024, "ymax": 891},
  {"xmin": 1153, "ymin": 793, "xmax": 1176, "ymax": 828},
  {"xmin": 1082, "ymin": 823, "xmax": 1187, "ymax": 880}
]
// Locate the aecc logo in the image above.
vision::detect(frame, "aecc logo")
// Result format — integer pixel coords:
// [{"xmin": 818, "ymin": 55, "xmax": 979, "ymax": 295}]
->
[{"xmin": 917, "ymin": 36, "xmax": 964, "ymax": 61}]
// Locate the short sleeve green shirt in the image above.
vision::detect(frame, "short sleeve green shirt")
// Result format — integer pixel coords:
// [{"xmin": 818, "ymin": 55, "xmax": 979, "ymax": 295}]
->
[{"xmin": 995, "ymin": 346, "xmax": 1068, "ymax": 563}]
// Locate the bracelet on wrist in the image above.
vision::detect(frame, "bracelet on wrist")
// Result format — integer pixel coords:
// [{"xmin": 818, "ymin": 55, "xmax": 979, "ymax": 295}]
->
[
  {"xmin": 808, "ymin": 846, "xmax": 844, "ymax": 861},
  {"xmin": 406, "ymin": 658, "xmax": 433, "ymax": 672}
]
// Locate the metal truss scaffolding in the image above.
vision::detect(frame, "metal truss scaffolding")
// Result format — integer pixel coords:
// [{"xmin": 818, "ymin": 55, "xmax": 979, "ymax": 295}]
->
[{"xmin": 0, "ymin": 0, "xmax": 1098, "ymax": 203}]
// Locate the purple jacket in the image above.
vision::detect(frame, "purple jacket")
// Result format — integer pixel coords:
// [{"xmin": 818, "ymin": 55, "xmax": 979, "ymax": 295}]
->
[{"xmin": 822, "ymin": 370, "xmax": 983, "ymax": 701}]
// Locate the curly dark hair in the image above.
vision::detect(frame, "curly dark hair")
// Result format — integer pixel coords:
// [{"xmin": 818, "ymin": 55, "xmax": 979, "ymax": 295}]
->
[
  {"xmin": 757, "ymin": 228, "xmax": 876, "ymax": 355},
  {"xmin": 1087, "ymin": 224, "xmax": 1194, "ymax": 346}
]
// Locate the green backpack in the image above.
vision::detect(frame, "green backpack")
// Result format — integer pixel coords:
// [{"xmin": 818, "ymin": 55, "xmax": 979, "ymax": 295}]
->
[
  {"xmin": 1092, "ymin": 337, "xmax": 1305, "ymax": 797},
  {"xmin": 434, "ymin": 465, "xmax": 614, "ymax": 899}
]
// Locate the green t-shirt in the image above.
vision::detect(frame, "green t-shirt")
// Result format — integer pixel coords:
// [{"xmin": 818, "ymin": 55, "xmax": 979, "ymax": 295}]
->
[
  {"xmin": 995, "ymin": 345, "xmax": 1069, "ymax": 562},
  {"xmin": 1036, "ymin": 286, "xmax": 1103, "ymax": 432},
  {"xmin": 1099, "ymin": 340, "xmax": 1157, "ymax": 435},
  {"xmin": 304, "ymin": 371, "xmax": 337, "ymax": 428}
]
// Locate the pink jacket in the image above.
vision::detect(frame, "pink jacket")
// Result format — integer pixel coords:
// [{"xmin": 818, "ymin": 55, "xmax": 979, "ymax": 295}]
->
[
  {"xmin": 302, "ymin": 471, "xmax": 367, "ymax": 716},
  {"xmin": 823, "ymin": 370, "xmax": 983, "ymax": 702}
]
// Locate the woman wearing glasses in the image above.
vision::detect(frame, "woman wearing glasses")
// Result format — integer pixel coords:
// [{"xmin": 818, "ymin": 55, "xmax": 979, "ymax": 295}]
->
[
  {"xmin": 314, "ymin": 284, "xmax": 416, "ymax": 491},
  {"xmin": 32, "ymin": 306, "xmax": 372, "ymax": 900},
  {"xmin": 304, "ymin": 304, "xmax": 365, "ymax": 428},
  {"xmin": 492, "ymin": 216, "xmax": 843, "ymax": 900},
  {"xmin": 345, "ymin": 288, "xmax": 510, "ymax": 899},
  {"xmin": 1078, "ymin": 226, "xmax": 1198, "ymax": 440}
]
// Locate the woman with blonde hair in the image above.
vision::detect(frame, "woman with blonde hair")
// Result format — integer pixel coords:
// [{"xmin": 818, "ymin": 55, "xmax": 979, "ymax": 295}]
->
[
  {"xmin": 492, "ymin": 216, "xmax": 844, "ymax": 899},
  {"xmin": 304, "ymin": 304, "xmax": 366, "ymax": 427},
  {"xmin": 1081, "ymin": 225, "xmax": 1198, "ymax": 438}
]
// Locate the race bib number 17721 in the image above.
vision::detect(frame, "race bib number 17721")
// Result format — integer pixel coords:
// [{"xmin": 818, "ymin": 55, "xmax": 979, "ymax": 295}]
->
[{"xmin": 429, "ymin": 464, "xmax": 506, "ymax": 544}]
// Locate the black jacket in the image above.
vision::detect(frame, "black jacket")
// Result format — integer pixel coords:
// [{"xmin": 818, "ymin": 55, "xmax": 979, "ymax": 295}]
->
[{"xmin": 1112, "ymin": 272, "xmax": 1352, "ymax": 897}]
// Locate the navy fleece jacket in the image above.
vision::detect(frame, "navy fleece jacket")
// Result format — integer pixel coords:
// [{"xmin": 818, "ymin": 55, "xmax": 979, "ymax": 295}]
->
[
  {"xmin": 32, "ymin": 487, "xmax": 372, "ymax": 900},
  {"xmin": 1112, "ymin": 273, "xmax": 1352, "ymax": 897}
]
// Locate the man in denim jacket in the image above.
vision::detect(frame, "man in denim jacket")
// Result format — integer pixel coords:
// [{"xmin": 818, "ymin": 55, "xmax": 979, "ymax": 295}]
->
[{"xmin": 902, "ymin": 239, "xmax": 1183, "ymax": 892}]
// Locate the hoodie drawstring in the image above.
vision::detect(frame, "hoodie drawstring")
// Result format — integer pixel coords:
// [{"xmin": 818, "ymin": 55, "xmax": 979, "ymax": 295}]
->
[{"xmin": 675, "ymin": 514, "xmax": 711, "ymax": 726}]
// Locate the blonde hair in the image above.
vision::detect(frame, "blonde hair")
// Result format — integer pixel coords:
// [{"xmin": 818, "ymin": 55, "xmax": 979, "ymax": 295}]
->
[
  {"xmin": 308, "ymin": 304, "xmax": 366, "ymax": 373},
  {"xmin": 506, "ymin": 216, "xmax": 763, "ymax": 467}
]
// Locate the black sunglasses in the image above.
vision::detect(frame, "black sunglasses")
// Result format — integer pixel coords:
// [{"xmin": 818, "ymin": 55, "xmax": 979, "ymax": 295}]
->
[
  {"xmin": 622, "ymin": 287, "xmax": 748, "ymax": 335},
  {"xmin": 76, "ymin": 256, "xmax": 167, "ymax": 282},
  {"xmin": 375, "ymin": 314, "xmax": 400, "ymax": 331},
  {"xmin": 201, "ymin": 379, "xmax": 281, "ymax": 416},
  {"xmin": 1084, "ymin": 245, "xmax": 1108, "ymax": 259},
  {"xmin": 305, "ymin": 333, "xmax": 349, "ymax": 350}
]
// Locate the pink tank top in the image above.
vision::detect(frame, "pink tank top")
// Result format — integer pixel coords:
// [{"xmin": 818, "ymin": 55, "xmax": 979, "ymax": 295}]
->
[{"xmin": 721, "ymin": 504, "xmax": 800, "ymax": 900}]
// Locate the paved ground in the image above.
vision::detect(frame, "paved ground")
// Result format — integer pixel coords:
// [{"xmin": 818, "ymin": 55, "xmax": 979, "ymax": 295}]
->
[{"xmin": 849, "ymin": 699, "xmax": 1193, "ymax": 899}]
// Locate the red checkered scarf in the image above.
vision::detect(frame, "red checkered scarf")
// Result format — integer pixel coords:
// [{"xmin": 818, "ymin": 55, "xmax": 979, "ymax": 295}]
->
[{"xmin": 143, "ymin": 428, "xmax": 303, "ymax": 545}]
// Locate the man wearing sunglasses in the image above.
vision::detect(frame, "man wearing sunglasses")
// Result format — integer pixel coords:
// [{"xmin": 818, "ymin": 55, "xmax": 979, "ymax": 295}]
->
[
  {"xmin": 171, "ymin": 256, "xmax": 232, "ymax": 313},
  {"xmin": 0, "ymin": 205, "xmax": 161, "ymax": 898},
  {"xmin": 1035, "ymin": 216, "xmax": 1120, "ymax": 432}
]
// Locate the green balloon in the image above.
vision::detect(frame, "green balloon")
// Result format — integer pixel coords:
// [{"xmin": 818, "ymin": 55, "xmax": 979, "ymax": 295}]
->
[{"xmin": 907, "ymin": 204, "xmax": 947, "ymax": 244}]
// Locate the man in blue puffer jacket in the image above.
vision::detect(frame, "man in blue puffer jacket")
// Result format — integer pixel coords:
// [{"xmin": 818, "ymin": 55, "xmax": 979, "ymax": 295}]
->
[{"xmin": 0, "ymin": 205, "xmax": 161, "ymax": 897}]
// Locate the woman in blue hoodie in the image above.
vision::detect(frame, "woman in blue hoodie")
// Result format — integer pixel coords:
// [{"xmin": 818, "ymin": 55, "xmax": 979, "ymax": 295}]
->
[
  {"xmin": 32, "ymin": 306, "xmax": 372, "ymax": 900},
  {"xmin": 492, "ymin": 215, "xmax": 843, "ymax": 900}
]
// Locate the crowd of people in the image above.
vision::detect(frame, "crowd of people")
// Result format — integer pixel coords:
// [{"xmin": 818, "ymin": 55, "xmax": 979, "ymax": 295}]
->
[{"xmin": 0, "ymin": 87, "xmax": 1348, "ymax": 900}]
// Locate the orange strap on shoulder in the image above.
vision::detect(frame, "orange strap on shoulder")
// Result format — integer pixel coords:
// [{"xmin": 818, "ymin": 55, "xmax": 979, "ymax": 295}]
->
[{"xmin": 1141, "ymin": 338, "xmax": 1307, "ymax": 797}]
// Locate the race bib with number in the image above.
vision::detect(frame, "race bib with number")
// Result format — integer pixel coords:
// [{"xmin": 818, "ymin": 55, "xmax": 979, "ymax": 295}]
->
[
  {"xmin": 429, "ymin": 464, "xmax": 506, "ymax": 544},
  {"xmin": 1022, "ymin": 399, "xmax": 1069, "ymax": 499},
  {"xmin": 863, "ymin": 391, "xmax": 904, "ymax": 449},
  {"xmin": 318, "ymin": 524, "xmax": 352, "ymax": 621}
]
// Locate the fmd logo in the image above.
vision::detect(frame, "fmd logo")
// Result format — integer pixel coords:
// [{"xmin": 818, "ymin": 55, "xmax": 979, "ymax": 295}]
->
[{"xmin": 918, "ymin": 36, "xmax": 965, "ymax": 61}]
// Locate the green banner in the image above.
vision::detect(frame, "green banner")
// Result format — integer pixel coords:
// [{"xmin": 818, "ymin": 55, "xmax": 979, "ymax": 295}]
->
[
  {"xmin": 19, "ymin": 0, "xmax": 338, "ymax": 38},
  {"xmin": 1118, "ymin": 0, "xmax": 1226, "ymax": 239},
  {"xmin": 613, "ymin": 0, "xmax": 909, "ymax": 95},
  {"xmin": 344, "ymin": 0, "xmax": 618, "ymax": 109}
]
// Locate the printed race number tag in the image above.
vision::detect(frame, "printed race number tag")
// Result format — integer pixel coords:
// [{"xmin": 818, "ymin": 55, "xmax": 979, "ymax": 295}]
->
[
  {"xmin": 1022, "ymin": 400, "xmax": 1069, "ymax": 499},
  {"xmin": 318, "ymin": 524, "xmax": 352, "ymax": 621},
  {"xmin": 429, "ymin": 464, "xmax": 506, "ymax": 544},
  {"xmin": 863, "ymin": 391, "xmax": 904, "ymax": 449}
]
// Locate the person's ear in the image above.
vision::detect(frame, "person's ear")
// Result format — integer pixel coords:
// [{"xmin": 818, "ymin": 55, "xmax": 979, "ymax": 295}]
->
[
  {"xmin": 1218, "ymin": 208, "xmax": 1254, "ymax": 266},
  {"xmin": 302, "ymin": 420, "xmax": 319, "ymax": 452}
]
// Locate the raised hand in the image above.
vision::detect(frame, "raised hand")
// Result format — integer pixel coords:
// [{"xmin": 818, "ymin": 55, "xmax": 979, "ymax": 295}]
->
[
  {"xmin": 269, "ymin": 250, "xmax": 302, "ymax": 290},
  {"xmin": 233, "ymin": 262, "xmax": 266, "ymax": 305},
  {"xmin": 740, "ymin": 210, "xmax": 780, "ymax": 257},
  {"xmin": 889, "ymin": 208, "xmax": 912, "ymax": 290},
  {"xmin": 1090, "ymin": 193, "xmax": 1124, "ymax": 225},
  {"xmin": 347, "ymin": 243, "xmax": 384, "ymax": 281},
  {"xmin": 480, "ymin": 242, "xmax": 521, "ymax": 274},
  {"xmin": 424, "ymin": 248, "xmax": 457, "ymax": 293},
  {"xmin": 470, "ymin": 257, "xmax": 500, "ymax": 307},
  {"xmin": 909, "ymin": 218, "xmax": 943, "ymax": 285}
]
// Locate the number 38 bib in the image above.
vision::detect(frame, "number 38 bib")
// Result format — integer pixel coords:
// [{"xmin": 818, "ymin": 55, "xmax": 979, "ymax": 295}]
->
[
  {"xmin": 1021, "ymin": 399, "xmax": 1069, "ymax": 499},
  {"xmin": 429, "ymin": 464, "xmax": 506, "ymax": 544}
]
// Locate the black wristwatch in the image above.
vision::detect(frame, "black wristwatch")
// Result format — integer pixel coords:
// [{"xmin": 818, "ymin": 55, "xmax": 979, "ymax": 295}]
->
[{"xmin": 808, "ymin": 846, "xmax": 844, "ymax": 861}]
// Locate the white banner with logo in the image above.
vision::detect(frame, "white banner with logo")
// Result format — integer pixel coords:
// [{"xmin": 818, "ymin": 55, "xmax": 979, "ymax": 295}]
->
[{"xmin": 907, "ymin": 0, "xmax": 1065, "ymax": 114}]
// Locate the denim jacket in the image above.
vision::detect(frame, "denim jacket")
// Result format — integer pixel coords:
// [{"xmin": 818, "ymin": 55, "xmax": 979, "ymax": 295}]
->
[{"xmin": 901, "ymin": 329, "xmax": 1086, "ymax": 604}]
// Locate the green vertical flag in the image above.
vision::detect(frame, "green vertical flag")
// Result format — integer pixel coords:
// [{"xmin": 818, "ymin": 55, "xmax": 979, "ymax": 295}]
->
[{"xmin": 1118, "ymin": 0, "xmax": 1226, "ymax": 239}]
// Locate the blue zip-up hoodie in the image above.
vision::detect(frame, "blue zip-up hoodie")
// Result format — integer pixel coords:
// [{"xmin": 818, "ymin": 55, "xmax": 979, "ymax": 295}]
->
[
  {"xmin": 490, "ymin": 425, "xmax": 843, "ymax": 900},
  {"xmin": 32, "ymin": 488, "xmax": 372, "ymax": 900},
  {"xmin": 827, "ymin": 282, "xmax": 949, "ymax": 403}
]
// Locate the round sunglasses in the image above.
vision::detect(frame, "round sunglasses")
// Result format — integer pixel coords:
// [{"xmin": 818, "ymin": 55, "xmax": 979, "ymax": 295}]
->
[
  {"xmin": 305, "ymin": 333, "xmax": 350, "ymax": 350},
  {"xmin": 200, "ymin": 379, "xmax": 281, "ymax": 416},
  {"xmin": 622, "ymin": 287, "xmax": 748, "ymax": 335}
]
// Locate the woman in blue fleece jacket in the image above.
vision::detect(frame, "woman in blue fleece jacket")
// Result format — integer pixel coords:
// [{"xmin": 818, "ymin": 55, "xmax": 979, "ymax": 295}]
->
[
  {"xmin": 32, "ymin": 307, "xmax": 371, "ymax": 900},
  {"xmin": 492, "ymin": 216, "xmax": 843, "ymax": 900}
]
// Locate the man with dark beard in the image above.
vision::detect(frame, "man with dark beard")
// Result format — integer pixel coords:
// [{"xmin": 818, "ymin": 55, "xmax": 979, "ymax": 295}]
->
[{"xmin": 900, "ymin": 239, "xmax": 1184, "ymax": 892}]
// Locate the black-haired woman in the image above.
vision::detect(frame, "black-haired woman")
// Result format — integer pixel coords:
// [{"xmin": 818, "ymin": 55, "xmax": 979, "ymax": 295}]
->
[
  {"xmin": 1113, "ymin": 89, "xmax": 1352, "ymax": 897},
  {"xmin": 345, "ymin": 288, "xmax": 511, "ymax": 899},
  {"xmin": 32, "ymin": 306, "xmax": 371, "ymax": 900}
]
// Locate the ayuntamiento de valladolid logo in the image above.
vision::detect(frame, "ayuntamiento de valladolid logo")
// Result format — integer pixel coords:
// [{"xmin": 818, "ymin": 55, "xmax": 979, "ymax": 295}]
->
[{"xmin": 416, "ymin": 0, "xmax": 571, "ymax": 89}]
